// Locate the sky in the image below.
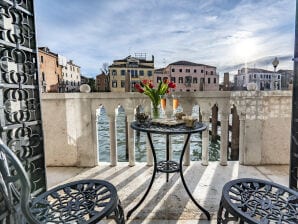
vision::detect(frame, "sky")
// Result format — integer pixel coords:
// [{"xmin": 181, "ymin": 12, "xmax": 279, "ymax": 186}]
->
[{"xmin": 35, "ymin": 0, "xmax": 296, "ymax": 78}]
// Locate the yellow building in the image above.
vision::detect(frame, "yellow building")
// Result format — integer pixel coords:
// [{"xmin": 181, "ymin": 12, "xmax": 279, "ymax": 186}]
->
[{"xmin": 109, "ymin": 54, "xmax": 154, "ymax": 92}]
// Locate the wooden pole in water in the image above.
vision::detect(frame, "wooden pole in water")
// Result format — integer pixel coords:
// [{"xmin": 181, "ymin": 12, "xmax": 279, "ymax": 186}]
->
[
  {"xmin": 211, "ymin": 106, "xmax": 218, "ymax": 142},
  {"xmin": 231, "ymin": 106, "xmax": 239, "ymax": 160}
]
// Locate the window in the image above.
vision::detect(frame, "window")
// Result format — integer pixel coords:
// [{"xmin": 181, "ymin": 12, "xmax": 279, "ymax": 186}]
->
[
  {"xmin": 147, "ymin": 70, "xmax": 152, "ymax": 76},
  {"xmin": 139, "ymin": 70, "xmax": 144, "ymax": 76},
  {"xmin": 186, "ymin": 69, "xmax": 190, "ymax": 73},
  {"xmin": 179, "ymin": 69, "xmax": 182, "ymax": 72},
  {"xmin": 260, "ymin": 74, "xmax": 263, "ymax": 78},
  {"xmin": 131, "ymin": 70, "xmax": 138, "ymax": 78},
  {"xmin": 254, "ymin": 74, "xmax": 256, "ymax": 78},
  {"xmin": 172, "ymin": 68, "xmax": 175, "ymax": 72},
  {"xmin": 185, "ymin": 76, "xmax": 192, "ymax": 85},
  {"xmin": 112, "ymin": 80, "xmax": 117, "ymax": 88},
  {"xmin": 211, "ymin": 71, "xmax": 214, "ymax": 75},
  {"xmin": 65, "ymin": 73, "xmax": 68, "ymax": 77},
  {"xmin": 77, "ymin": 68, "xmax": 79, "ymax": 72},
  {"xmin": 214, "ymin": 78, "xmax": 216, "ymax": 83},
  {"xmin": 41, "ymin": 56, "xmax": 43, "ymax": 63},
  {"xmin": 121, "ymin": 80, "xmax": 125, "ymax": 87},
  {"xmin": 112, "ymin": 70, "xmax": 117, "ymax": 76},
  {"xmin": 131, "ymin": 81, "xmax": 137, "ymax": 90},
  {"xmin": 157, "ymin": 77, "xmax": 161, "ymax": 82},
  {"xmin": 278, "ymin": 75, "xmax": 280, "ymax": 79},
  {"xmin": 193, "ymin": 77, "xmax": 198, "ymax": 83},
  {"xmin": 178, "ymin": 77, "xmax": 183, "ymax": 83},
  {"xmin": 121, "ymin": 70, "xmax": 125, "ymax": 76},
  {"xmin": 194, "ymin": 69, "xmax": 197, "ymax": 73},
  {"xmin": 42, "ymin": 72, "xmax": 45, "ymax": 81},
  {"xmin": 206, "ymin": 71, "xmax": 208, "ymax": 75},
  {"xmin": 171, "ymin": 77, "xmax": 176, "ymax": 83},
  {"xmin": 208, "ymin": 78, "xmax": 210, "ymax": 84}
]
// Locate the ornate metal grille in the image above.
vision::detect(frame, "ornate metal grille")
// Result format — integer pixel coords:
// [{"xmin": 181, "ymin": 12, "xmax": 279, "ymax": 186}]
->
[
  {"xmin": 0, "ymin": 0, "xmax": 46, "ymax": 221},
  {"xmin": 290, "ymin": 0, "xmax": 298, "ymax": 190}
]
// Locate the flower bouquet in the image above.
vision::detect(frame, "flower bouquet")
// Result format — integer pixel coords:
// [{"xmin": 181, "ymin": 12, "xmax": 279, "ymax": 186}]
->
[{"xmin": 135, "ymin": 79, "xmax": 176, "ymax": 118}]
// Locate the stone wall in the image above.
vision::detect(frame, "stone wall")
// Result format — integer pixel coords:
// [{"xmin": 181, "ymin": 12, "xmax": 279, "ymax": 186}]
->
[
  {"xmin": 230, "ymin": 91, "xmax": 292, "ymax": 165},
  {"xmin": 41, "ymin": 91, "xmax": 292, "ymax": 167}
]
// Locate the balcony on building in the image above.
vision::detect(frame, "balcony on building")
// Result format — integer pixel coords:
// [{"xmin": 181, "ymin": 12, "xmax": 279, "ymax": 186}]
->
[{"xmin": 43, "ymin": 90, "xmax": 292, "ymax": 222}]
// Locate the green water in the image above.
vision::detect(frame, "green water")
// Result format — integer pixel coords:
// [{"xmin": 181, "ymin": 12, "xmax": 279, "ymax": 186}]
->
[{"xmin": 97, "ymin": 111, "xmax": 220, "ymax": 162}]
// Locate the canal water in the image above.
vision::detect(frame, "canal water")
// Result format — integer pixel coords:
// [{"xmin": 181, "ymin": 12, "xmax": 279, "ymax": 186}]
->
[{"xmin": 97, "ymin": 106, "xmax": 221, "ymax": 162}]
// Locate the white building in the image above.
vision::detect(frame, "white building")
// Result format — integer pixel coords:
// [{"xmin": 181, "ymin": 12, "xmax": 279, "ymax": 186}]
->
[
  {"xmin": 234, "ymin": 68, "xmax": 281, "ymax": 91},
  {"xmin": 60, "ymin": 60, "xmax": 81, "ymax": 92}
]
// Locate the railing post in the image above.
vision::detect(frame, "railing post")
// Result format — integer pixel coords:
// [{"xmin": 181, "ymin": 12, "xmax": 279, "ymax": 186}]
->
[
  {"xmin": 239, "ymin": 113, "xmax": 246, "ymax": 165},
  {"xmin": 127, "ymin": 114, "xmax": 135, "ymax": 166},
  {"xmin": 201, "ymin": 112, "xmax": 209, "ymax": 166},
  {"xmin": 109, "ymin": 114, "xmax": 117, "ymax": 166},
  {"xmin": 220, "ymin": 113, "xmax": 229, "ymax": 166}
]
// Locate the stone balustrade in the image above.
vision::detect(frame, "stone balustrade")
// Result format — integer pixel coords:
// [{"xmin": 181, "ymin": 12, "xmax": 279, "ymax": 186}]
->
[{"xmin": 41, "ymin": 91, "xmax": 292, "ymax": 167}]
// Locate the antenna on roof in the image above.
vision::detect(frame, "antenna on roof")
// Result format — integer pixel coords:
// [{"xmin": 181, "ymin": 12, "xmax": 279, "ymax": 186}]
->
[
  {"xmin": 163, "ymin": 58, "xmax": 166, "ymax": 67},
  {"xmin": 134, "ymin": 53, "xmax": 147, "ymax": 60}
]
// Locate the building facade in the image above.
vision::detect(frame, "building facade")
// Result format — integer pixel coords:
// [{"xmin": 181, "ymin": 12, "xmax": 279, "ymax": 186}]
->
[
  {"xmin": 109, "ymin": 55, "xmax": 154, "ymax": 92},
  {"xmin": 38, "ymin": 47, "xmax": 81, "ymax": 93},
  {"xmin": 153, "ymin": 61, "xmax": 218, "ymax": 92},
  {"xmin": 234, "ymin": 68, "xmax": 282, "ymax": 91},
  {"xmin": 96, "ymin": 73, "xmax": 109, "ymax": 92},
  {"xmin": 60, "ymin": 60, "xmax": 81, "ymax": 92},
  {"xmin": 278, "ymin": 69, "xmax": 293, "ymax": 90},
  {"xmin": 38, "ymin": 47, "xmax": 61, "ymax": 93}
]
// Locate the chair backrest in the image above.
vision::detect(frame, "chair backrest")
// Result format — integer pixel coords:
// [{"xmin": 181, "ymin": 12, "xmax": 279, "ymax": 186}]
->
[{"xmin": 0, "ymin": 139, "xmax": 39, "ymax": 224}]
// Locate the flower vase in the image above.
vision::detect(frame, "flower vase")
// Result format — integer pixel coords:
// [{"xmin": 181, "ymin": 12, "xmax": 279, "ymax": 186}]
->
[{"xmin": 151, "ymin": 103, "xmax": 160, "ymax": 119}]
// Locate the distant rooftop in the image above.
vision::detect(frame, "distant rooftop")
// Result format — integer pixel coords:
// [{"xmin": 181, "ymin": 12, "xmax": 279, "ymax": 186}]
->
[
  {"xmin": 169, "ymin": 60, "xmax": 216, "ymax": 68},
  {"xmin": 38, "ymin": 47, "xmax": 57, "ymax": 57},
  {"xmin": 239, "ymin": 67, "xmax": 275, "ymax": 74},
  {"xmin": 113, "ymin": 55, "xmax": 154, "ymax": 63}
]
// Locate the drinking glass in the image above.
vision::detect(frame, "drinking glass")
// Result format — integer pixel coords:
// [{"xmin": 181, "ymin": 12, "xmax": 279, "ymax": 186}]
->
[
  {"xmin": 160, "ymin": 95, "xmax": 167, "ymax": 111},
  {"xmin": 173, "ymin": 95, "xmax": 179, "ymax": 111}
]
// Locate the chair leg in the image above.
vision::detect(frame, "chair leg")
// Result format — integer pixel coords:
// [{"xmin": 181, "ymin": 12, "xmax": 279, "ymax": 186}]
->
[
  {"xmin": 112, "ymin": 200, "xmax": 125, "ymax": 224},
  {"xmin": 217, "ymin": 200, "xmax": 224, "ymax": 224}
]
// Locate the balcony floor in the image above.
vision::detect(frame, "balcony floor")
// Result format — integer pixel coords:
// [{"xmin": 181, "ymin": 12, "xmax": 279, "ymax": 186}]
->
[{"xmin": 47, "ymin": 161, "xmax": 289, "ymax": 223}]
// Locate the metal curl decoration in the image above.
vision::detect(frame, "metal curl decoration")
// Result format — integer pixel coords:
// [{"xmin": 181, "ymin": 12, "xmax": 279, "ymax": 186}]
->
[
  {"xmin": 8, "ymin": 126, "xmax": 32, "ymax": 139},
  {"xmin": 217, "ymin": 178, "xmax": 298, "ymax": 224},
  {"xmin": 4, "ymin": 88, "xmax": 29, "ymax": 101}
]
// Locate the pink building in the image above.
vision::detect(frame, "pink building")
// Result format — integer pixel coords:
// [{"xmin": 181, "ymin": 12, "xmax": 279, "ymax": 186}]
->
[{"xmin": 154, "ymin": 61, "xmax": 219, "ymax": 92}]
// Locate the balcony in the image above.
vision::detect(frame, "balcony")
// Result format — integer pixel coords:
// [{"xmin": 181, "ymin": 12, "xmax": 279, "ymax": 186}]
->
[{"xmin": 42, "ymin": 91, "xmax": 292, "ymax": 222}]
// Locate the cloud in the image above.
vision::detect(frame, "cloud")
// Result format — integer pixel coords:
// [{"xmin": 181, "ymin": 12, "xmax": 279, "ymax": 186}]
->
[{"xmin": 35, "ymin": 0, "xmax": 295, "ymax": 77}]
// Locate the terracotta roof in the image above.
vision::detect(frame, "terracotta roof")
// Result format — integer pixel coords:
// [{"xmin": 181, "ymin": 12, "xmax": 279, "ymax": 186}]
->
[{"xmin": 169, "ymin": 61, "xmax": 216, "ymax": 68}]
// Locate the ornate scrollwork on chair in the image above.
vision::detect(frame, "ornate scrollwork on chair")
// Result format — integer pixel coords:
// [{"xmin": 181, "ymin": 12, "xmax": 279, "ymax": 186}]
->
[
  {"xmin": 217, "ymin": 178, "xmax": 298, "ymax": 224},
  {"xmin": 0, "ymin": 139, "xmax": 125, "ymax": 223}
]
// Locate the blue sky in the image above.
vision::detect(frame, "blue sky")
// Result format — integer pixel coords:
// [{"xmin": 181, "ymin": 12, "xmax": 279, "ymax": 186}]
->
[{"xmin": 35, "ymin": 0, "xmax": 295, "ymax": 78}]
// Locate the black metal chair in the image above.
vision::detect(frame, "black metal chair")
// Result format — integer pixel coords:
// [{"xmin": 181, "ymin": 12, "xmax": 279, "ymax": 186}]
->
[
  {"xmin": 0, "ymin": 138, "xmax": 125, "ymax": 223},
  {"xmin": 217, "ymin": 178, "xmax": 298, "ymax": 224}
]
